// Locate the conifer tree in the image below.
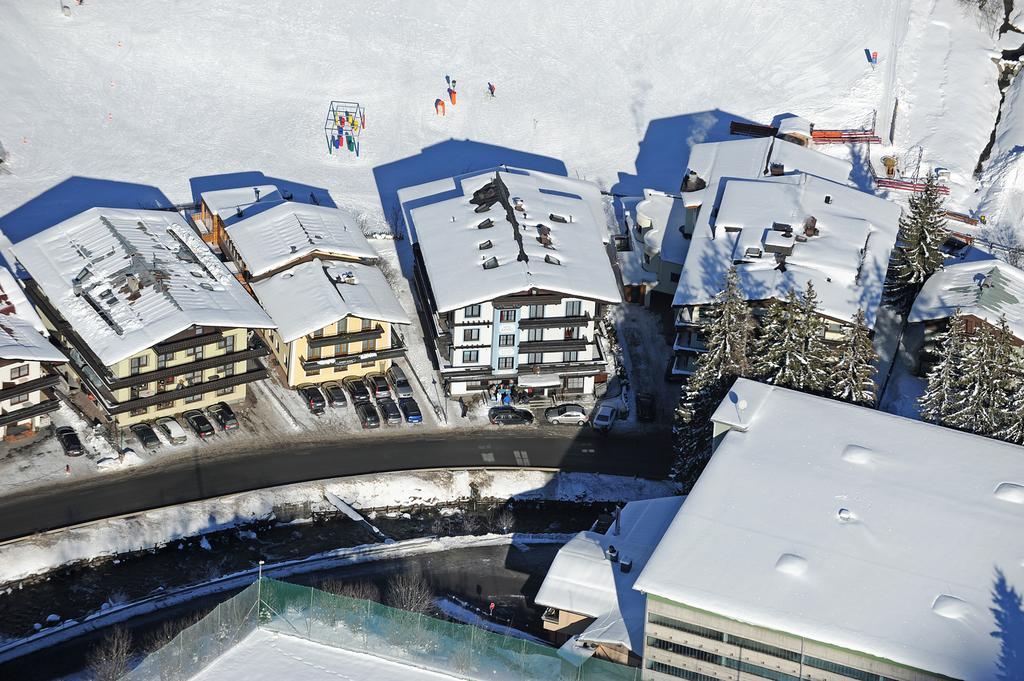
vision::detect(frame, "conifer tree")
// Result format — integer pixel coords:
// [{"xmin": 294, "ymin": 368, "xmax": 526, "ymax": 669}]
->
[
  {"xmin": 943, "ymin": 317, "xmax": 1016, "ymax": 437},
  {"xmin": 994, "ymin": 348, "xmax": 1024, "ymax": 445},
  {"xmin": 752, "ymin": 282, "xmax": 833, "ymax": 393},
  {"xmin": 831, "ymin": 309, "xmax": 878, "ymax": 406},
  {"xmin": 889, "ymin": 173, "xmax": 950, "ymax": 299},
  {"xmin": 919, "ymin": 309, "xmax": 967, "ymax": 425}
]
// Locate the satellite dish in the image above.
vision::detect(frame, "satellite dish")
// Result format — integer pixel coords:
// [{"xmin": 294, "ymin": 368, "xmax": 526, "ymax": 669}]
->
[{"xmin": 737, "ymin": 399, "xmax": 748, "ymax": 411}]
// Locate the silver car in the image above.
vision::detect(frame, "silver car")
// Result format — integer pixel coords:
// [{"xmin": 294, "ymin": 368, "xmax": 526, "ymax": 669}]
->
[{"xmin": 544, "ymin": 403, "xmax": 588, "ymax": 426}]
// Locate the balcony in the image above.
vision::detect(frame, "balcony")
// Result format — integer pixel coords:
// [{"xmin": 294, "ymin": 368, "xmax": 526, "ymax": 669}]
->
[
  {"xmin": 108, "ymin": 345, "xmax": 270, "ymax": 390},
  {"xmin": 108, "ymin": 367, "xmax": 269, "ymax": 414},
  {"xmin": 0, "ymin": 394, "xmax": 60, "ymax": 427},
  {"xmin": 306, "ymin": 324, "xmax": 384, "ymax": 350},
  {"xmin": 0, "ymin": 373, "xmax": 60, "ymax": 402},
  {"xmin": 153, "ymin": 330, "xmax": 225, "ymax": 355},
  {"xmin": 518, "ymin": 336, "xmax": 591, "ymax": 354},
  {"xmin": 300, "ymin": 335, "xmax": 406, "ymax": 372},
  {"xmin": 673, "ymin": 330, "xmax": 707, "ymax": 353},
  {"xmin": 517, "ymin": 313, "xmax": 592, "ymax": 329}
]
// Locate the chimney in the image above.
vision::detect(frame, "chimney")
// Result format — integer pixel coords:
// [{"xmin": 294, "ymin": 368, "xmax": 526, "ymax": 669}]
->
[
  {"xmin": 235, "ymin": 206, "xmax": 243, "ymax": 218},
  {"xmin": 606, "ymin": 545, "xmax": 619, "ymax": 563},
  {"xmin": 803, "ymin": 216, "xmax": 819, "ymax": 237},
  {"xmin": 770, "ymin": 162, "xmax": 785, "ymax": 176},
  {"xmin": 254, "ymin": 187, "xmax": 261, "ymax": 201},
  {"xmin": 620, "ymin": 558, "xmax": 633, "ymax": 574}
]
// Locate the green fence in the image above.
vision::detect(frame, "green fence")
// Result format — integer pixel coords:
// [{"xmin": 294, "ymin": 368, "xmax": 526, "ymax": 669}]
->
[{"xmin": 124, "ymin": 578, "xmax": 640, "ymax": 681}]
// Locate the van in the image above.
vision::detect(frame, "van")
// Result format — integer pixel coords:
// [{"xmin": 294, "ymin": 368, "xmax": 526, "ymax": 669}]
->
[{"xmin": 386, "ymin": 365, "xmax": 414, "ymax": 399}]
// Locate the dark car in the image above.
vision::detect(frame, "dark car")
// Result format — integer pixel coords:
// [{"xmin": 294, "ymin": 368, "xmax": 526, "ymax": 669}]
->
[
  {"xmin": 207, "ymin": 401, "xmax": 239, "ymax": 430},
  {"xmin": 55, "ymin": 426, "xmax": 84, "ymax": 456},
  {"xmin": 399, "ymin": 397, "xmax": 423, "ymax": 424},
  {"xmin": 355, "ymin": 402, "xmax": 380, "ymax": 429},
  {"xmin": 130, "ymin": 422, "xmax": 160, "ymax": 449},
  {"xmin": 377, "ymin": 397, "xmax": 403, "ymax": 425},
  {"xmin": 322, "ymin": 381, "xmax": 348, "ymax": 408},
  {"xmin": 183, "ymin": 410, "xmax": 216, "ymax": 439},
  {"xmin": 636, "ymin": 393, "xmax": 657, "ymax": 423},
  {"xmin": 364, "ymin": 373, "xmax": 391, "ymax": 400},
  {"xmin": 342, "ymin": 377, "xmax": 371, "ymax": 405},
  {"xmin": 298, "ymin": 384, "xmax": 327, "ymax": 414},
  {"xmin": 488, "ymin": 406, "xmax": 534, "ymax": 426}
]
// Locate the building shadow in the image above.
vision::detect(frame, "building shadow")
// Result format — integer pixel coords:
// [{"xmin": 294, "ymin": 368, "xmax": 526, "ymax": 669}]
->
[
  {"xmin": 991, "ymin": 567, "xmax": 1024, "ymax": 680},
  {"xmin": 188, "ymin": 171, "xmax": 337, "ymax": 209}
]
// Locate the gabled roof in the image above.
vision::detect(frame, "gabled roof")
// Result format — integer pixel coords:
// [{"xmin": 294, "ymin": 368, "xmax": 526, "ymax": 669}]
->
[
  {"xmin": 12, "ymin": 208, "xmax": 274, "ymax": 366},
  {"xmin": 909, "ymin": 258, "xmax": 1024, "ymax": 337},
  {"xmin": 635, "ymin": 378, "xmax": 1024, "ymax": 681},
  {"xmin": 226, "ymin": 202, "xmax": 377, "ymax": 278},
  {"xmin": 0, "ymin": 268, "xmax": 67, "ymax": 363},
  {"xmin": 199, "ymin": 185, "xmax": 284, "ymax": 227},
  {"xmin": 251, "ymin": 259, "xmax": 409, "ymax": 343},
  {"xmin": 401, "ymin": 168, "xmax": 620, "ymax": 312}
]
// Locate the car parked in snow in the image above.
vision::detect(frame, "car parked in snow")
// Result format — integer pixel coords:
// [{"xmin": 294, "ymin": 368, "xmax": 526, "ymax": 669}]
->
[
  {"xmin": 298, "ymin": 384, "xmax": 326, "ymax": 415},
  {"xmin": 636, "ymin": 393, "xmax": 656, "ymax": 423},
  {"xmin": 130, "ymin": 422, "xmax": 161, "ymax": 450},
  {"xmin": 591, "ymin": 403, "xmax": 618, "ymax": 433},
  {"xmin": 355, "ymin": 402, "xmax": 380, "ymax": 429},
  {"xmin": 207, "ymin": 401, "xmax": 239, "ymax": 431},
  {"xmin": 183, "ymin": 410, "xmax": 216, "ymax": 439},
  {"xmin": 377, "ymin": 397, "xmax": 403, "ymax": 425},
  {"xmin": 544, "ymin": 403, "xmax": 588, "ymax": 426},
  {"xmin": 488, "ymin": 406, "xmax": 534, "ymax": 426},
  {"xmin": 399, "ymin": 397, "xmax": 422, "ymax": 424},
  {"xmin": 155, "ymin": 417, "xmax": 188, "ymax": 445},
  {"xmin": 364, "ymin": 373, "xmax": 391, "ymax": 400},
  {"xmin": 322, "ymin": 381, "xmax": 348, "ymax": 408},
  {"xmin": 55, "ymin": 426, "xmax": 84, "ymax": 456},
  {"xmin": 386, "ymin": 365, "xmax": 414, "ymax": 399},
  {"xmin": 342, "ymin": 376, "xmax": 371, "ymax": 405}
]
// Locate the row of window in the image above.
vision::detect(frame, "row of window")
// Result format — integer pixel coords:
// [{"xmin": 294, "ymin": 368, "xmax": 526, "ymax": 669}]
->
[
  {"xmin": 645, "ymin": 660, "xmax": 717, "ymax": 681},
  {"xmin": 463, "ymin": 328, "xmax": 582, "ymax": 343},
  {"xmin": 311, "ymin": 318, "xmax": 375, "ymax": 338},
  {"xmin": 460, "ymin": 351, "xmax": 581, "ymax": 364},
  {"xmin": 307, "ymin": 339, "xmax": 375, "ymax": 360},
  {"xmin": 8, "ymin": 364, "xmax": 30, "ymax": 381},
  {"xmin": 129, "ymin": 336, "xmax": 237, "ymax": 375},
  {"xmin": 129, "ymin": 384, "xmax": 235, "ymax": 417},
  {"xmin": 461, "ymin": 300, "xmax": 584, "ymax": 320},
  {"xmin": 647, "ymin": 614, "xmax": 901, "ymax": 681}
]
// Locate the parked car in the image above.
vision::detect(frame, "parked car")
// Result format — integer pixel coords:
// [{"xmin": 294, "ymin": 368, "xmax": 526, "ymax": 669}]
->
[
  {"xmin": 130, "ymin": 422, "xmax": 161, "ymax": 449},
  {"xmin": 207, "ymin": 401, "xmax": 239, "ymax": 431},
  {"xmin": 364, "ymin": 373, "xmax": 391, "ymax": 400},
  {"xmin": 591, "ymin": 403, "xmax": 619, "ymax": 433},
  {"xmin": 399, "ymin": 397, "xmax": 423, "ymax": 424},
  {"xmin": 488, "ymin": 406, "xmax": 534, "ymax": 426},
  {"xmin": 55, "ymin": 426, "xmax": 84, "ymax": 456},
  {"xmin": 636, "ymin": 393, "xmax": 656, "ymax": 423},
  {"xmin": 342, "ymin": 376, "xmax": 371, "ymax": 404},
  {"xmin": 386, "ymin": 365, "xmax": 414, "ymax": 399},
  {"xmin": 322, "ymin": 381, "xmax": 348, "ymax": 408},
  {"xmin": 183, "ymin": 410, "xmax": 216, "ymax": 439},
  {"xmin": 377, "ymin": 397, "xmax": 403, "ymax": 425},
  {"xmin": 155, "ymin": 417, "xmax": 188, "ymax": 445},
  {"xmin": 544, "ymin": 403, "xmax": 588, "ymax": 426},
  {"xmin": 298, "ymin": 384, "xmax": 326, "ymax": 415},
  {"xmin": 355, "ymin": 402, "xmax": 380, "ymax": 429}
]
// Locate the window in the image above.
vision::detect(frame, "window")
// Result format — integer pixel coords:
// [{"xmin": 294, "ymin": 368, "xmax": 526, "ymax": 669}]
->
[
  {"xmin": 185, "ymin": 370, "xmax": 203, "ymax": 386},
  {"xmin": 526, "ymin": 328, "xmax": 543, "ymax": 342},
  {"xmin": 562, "ymin": 351, "xmax": 579, "ymax": 362},
  {"xmin": 156, "ymin": 352, "xmax": 174, "ymax": 369},
  {"xmin": 526, "ymin": 352, "xmax": 543, "ymax": 364},
  {"xmin": 463, "ymin": 328, "xmax": 480, "ymax": 342},
  {"xmin": 157, "ymin": 400, "xmax": 176, "ymax": 410},
  {"xmin": 564, "ymin": 376, "xmax": 584, "ymax": 390},
  {"xmin": 527, "ymin": 304, "xmax": 544, "ymax": 319},
  {"xmin": 334, "ymin": 343, "xmax": 346, "ymax": 356},
  {"xmin": 644, "ymin": 660, "xmax": 717, "ymax": 681},
  {"xmin": 462, "ymin": 350, "xmax": 479, "ymax": 363},
  {"xmin": 497, "ymin": 357, "xmax": 515, "ymax": 369},
  {"xmin": 361, "ymin": 359, "xmax": 376, "ymax": 368},
  {"xmin": 184, "ymin": 393, "xmax": 203, "ymax": 403},
  {"xmin": 130, "ymin": 407, "xmax": 147, "ymax": 417},
  {"xmin": 564, "ymin": 327, "xmax": 580, "ymax": 340},
  {"xmin": 565, "ymin": 300, "xmax": 582, "ymax": 317},
  {"xmin": 10, "ymin": 364, "xmax": 29, "ymax": 381},
  {"xmin": 499, "ymin": 309, "xmax": 517, "ymax": 322},
  {"xmin": 219, "ymin": 364, "xmax": 235, "ymax": 378},
  {"xmin": 498, "ymin": 334, "xmax": 515, "ymax": 347},
  {"xmin": 9, "ymin": 393, "xmax": 29, "ymax": 405},
  {"xmin": 186, "ymin": 345, "xmax": 204, "ymax": 360},
  {"xmin": 464, "ymin": 304, "xmax": 482, "ymax": 318},
  {"xmin": 217, "ymin": 386, "xmax": 235, "ymax": 396},
  {"xmin": 309, "ymin": 346, "xmax": 321, "ymax": 360},
  {"xmin": 312, "ymin": 328, "xmax": 324, "ymax": 338},
  {"xmin": 130, "ymin": 355, "xmax": 149, "ymax": 375},
  {"xmin": 217, "ymin": 335, "xmax": 235, "ymax": 353},
  {"xmin": 361, "ymin": 318, "xmax": 373, "ymax": 330},
  {"xmin": 362, "ymin": 339, "xmax": 377, "ymax": 352}
]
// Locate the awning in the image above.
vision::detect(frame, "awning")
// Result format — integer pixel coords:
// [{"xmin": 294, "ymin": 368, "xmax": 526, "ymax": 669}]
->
[{"xmin": 518, "ymin": 373, "xmax": 561, "ymax": 388}]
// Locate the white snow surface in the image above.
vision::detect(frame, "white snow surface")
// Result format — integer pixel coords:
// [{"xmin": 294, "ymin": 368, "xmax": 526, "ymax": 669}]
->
[
  {"xmin": 635, "ymin": 378, "xmax": 1024, "ymax": 681},
  {"xmin": 191, "ymin": 628, "xmax": 462, "ymax": 681},
  {"xmin": 403, "ymin": 168, "xmax": 619, "ymax": 312},
  {"xmin": 908, "ymin": 257, "xmax": 1024, "ymax": 337},
  {"xmin": 0, "ymin": 268, "xmax": 66, "ymax": 363},
  {"xmin": 226, "ymin": 201, "xmax": 378, "ymax": 278},
  {"xmin": 534, "ymin": 496, "xmax": 683, "ymax": 655},
  {"xmin": 251, "ymin": 258, "xmax": 410, "ymax": 343},
  {"xmin": 10, "ymin": 207, "xmax": 274, "ymax": 365}
]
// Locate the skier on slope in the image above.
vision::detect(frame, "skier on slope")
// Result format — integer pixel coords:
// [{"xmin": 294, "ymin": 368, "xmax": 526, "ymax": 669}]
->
[{"xmin": 487, "ymin": 82, "xmax": 495, "ymax": 97}]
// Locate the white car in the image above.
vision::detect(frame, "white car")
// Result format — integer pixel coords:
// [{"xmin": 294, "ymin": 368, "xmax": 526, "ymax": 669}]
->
[
  {"xmin": 591, "ymin": 404, "xmax": 618, "ymax": 433},
  {"xmin": 544, "ymin": 403, "xmax": 588, "ymax": 426},
  {"xmin": 155, "ymin": 416, "xmax": 188, "ymax": 445}
]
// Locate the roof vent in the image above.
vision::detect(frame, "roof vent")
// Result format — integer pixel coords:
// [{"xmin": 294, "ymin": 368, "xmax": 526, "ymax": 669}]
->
[
  {"xmin": 477, "ymin": 218, "xmax": 494, "ymax": 230},
  {"xmin": 290, "ymin": 245, "xmax": 298, "ymax": 254},
  {"xmin": 549, "ymin": 213, "xmax": 568, "ymax": 224},
  {"xmin": 606, "ymin": 545, "xmax": 619, "ymax": 563},
  {"xmin": 769, "ymin": 162, "xmax": 785, "ymax": 176},
  {"xmin": 235, "ymin": 206, "xmax": 243, "ymax": 218},
  {"xmin": 994, "ymin": 482, "xmax": 1024, "ymax": 504},
  {"xmin": 482, "ymin": 256, "xmax": 499, "ymax": 270},
  {"xmin": 836, "ymin": 508, "xmax": 855, "ymax": 522},
  {"xmin": 479, "ymin": 240, "xmax": 493, "ymax": 250},
  {"xmin": 253, "ymin": 187, "xmax": 261, "ymax": 201},
  {"xmin": 803, "ymin": 216, "xmax": 819, "ymax": 237},
  {"xmin": 932, "ymin": 594, "xmax": 972, "ymax": 620},
  {"xmin": 538, "ymin": 234, "xmax": 553, "ymax": 247},
  {"xmin": 774, "ymin": 553, "xmax": 807, "ymax": 577},
  {"xmin": 824, "ymin": 195, "xmax": 832, "ymax": 204},
  {"xmin": 544, "ymin": 254, "xmax": 561, "ymax": 265},
  {"xmin": 744, "ymin": 247, "xmax": 763, "ymax": 259},
  {"xmin": 200, "ymin": 282, "xmax": 215, "ymax": 291}
]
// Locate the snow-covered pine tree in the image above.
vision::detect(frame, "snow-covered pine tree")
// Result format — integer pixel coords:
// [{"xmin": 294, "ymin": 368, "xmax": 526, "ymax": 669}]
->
[
  {"xmin": 673, "ymin": 266, "xmax": 751, "ymax": 485},
  {"xmin": 750, "ymin": 290, "xmax": 801, "ymax": 385},
  {"xmin": 942, "ymin": 316, "xmax": 1016, "ymax": 437},
  {"xmin": 831, "ymin": 309, "xmax": 878, "ymax": 406},
  {"xmin": 919, "ymin": 308, "xmax": 967, "ymax": 425},
  {"xmin": 889, "ymin": 173, "xmax": 950, "ymax": 300},
  {"xmin": 752, "ymin": 282, "xmax": 833, "ymax": 393},
  {"xmin": 994, "ymin": 347, "xmax": 1024, "ymax": 445},
  {"xmin": 796, "ymin": 281, "xmax": 834, "ymax": 394}
]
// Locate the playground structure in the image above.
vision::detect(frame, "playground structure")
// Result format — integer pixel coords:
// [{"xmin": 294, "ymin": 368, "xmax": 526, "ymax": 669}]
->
[{"xmin": 324, "ymin": 100, "xmax": 365, "ymax": 156}]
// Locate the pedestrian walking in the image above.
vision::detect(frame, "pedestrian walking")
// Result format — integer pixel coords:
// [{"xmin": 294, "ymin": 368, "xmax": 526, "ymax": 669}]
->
[
  {"xmin": 65, "ymin": 464, "xmax": 70, "ymax": 475},
  {"xmin": 487, "ymin": 82, "xmax": 495, "ymax": 97},
  {"xmin": 434, "ymin": 98, "xmax": 446, "ymax": 116}
]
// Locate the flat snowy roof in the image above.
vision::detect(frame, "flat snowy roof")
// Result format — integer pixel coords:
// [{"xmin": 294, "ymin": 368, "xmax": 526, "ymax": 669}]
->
[
  {"xmin": 635, "ymin": 378, "xmax": 1024, "ymax": 681},
  {"xmin": 403, "ymin": 168, "xmax": 620, "ymax": 312},
  {"xmin": 535, "ymin": 496, "xmax": 683, "ymax": 654},
  {"xmin": 0, "ymin": 268, "xmax": 66, "ymax": 363},
  {"xmin": 192, "ymin": 628, "xmax": 462, "ymax": 681},
  {"xmin": 251, "ymin": 259, "xmax": 410, "ymax": 344},
  {"xmin": 12, "ymin": 208, "xmax": 274, "ymax": 366},
  {"xmin": 199, "ymin": 185, "xmax": 284, "ymax": 227},
  {"xmin": 226, "ymin": 201, "xmax": 377, "ymax": 278},
  {"xmin": 909, "ymin": 258, "xmax": 1024, "ymax": 337},
  {"xmin": 673, "ymin": 145, "xmax": 900, "ymax": 328}
]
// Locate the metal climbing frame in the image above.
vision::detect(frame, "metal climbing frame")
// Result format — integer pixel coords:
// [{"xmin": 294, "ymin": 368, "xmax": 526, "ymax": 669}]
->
[{"xmin": 324, "ymin": 100, "xmax": 366, "ymax": 156}]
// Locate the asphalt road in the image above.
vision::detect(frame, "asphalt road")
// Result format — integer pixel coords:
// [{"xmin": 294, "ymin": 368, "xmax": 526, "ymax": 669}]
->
[{"xmin": 0, "ymin": 429, "xmax": 671, "ymax": 542}]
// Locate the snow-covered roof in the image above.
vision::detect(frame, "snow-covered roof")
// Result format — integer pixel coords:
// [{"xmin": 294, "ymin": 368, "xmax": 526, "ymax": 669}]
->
[
  {"xmin": 402, "ymin": 168, "xmax": 620, "ymax": 312},
  {"xmin": 909, "ymin": 258, "xmax": 1024, "ymax": 337},
  {"xmin": 0, "ymin": 268, "xmax": 66, "ymax": 363},
  {"xmin": 226, "ymin": 201, "xmax": 377, "ymax": 278},
  {"xmin": 673, "ymin": 153, "xmax": 901, "ymax": 328},
  {"xmin": 535, "ymin": 496, "xmax": 684, "ymax": 654},
  {"xmin": 776, "ymin": 115, "xmax": 812, "ymax": 139},
  {"xmin": 251, "ymin": 259, "xmax": 409, "ymax": 344},
  {"xmin": 199, "ymin": 185, "xmax": 284, "ymax": 227},
  {"xmin": 12, "ymin": 208, "xmax": 274, "ymax": 366},
  {"xmin": 635, "ymin": 378, "xmax": 1024, "ymax": 681}
]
